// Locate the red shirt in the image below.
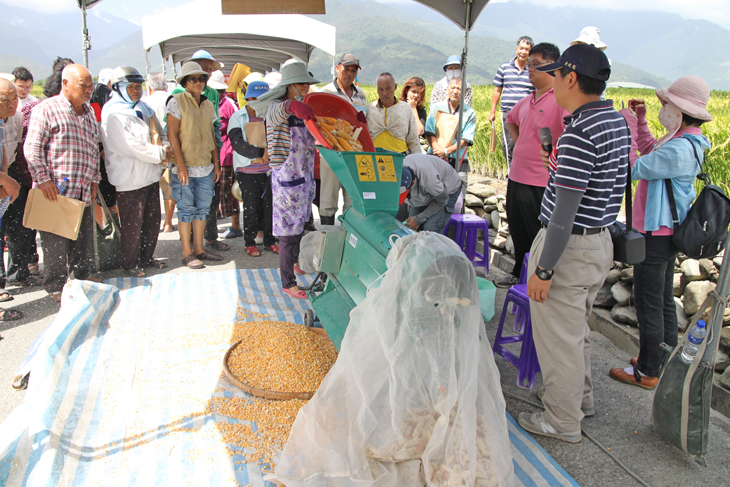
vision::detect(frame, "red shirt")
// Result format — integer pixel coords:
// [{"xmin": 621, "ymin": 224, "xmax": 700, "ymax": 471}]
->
[{"xmin": 506, "ymin": 88, "xmax": 568, "ymax": 187}]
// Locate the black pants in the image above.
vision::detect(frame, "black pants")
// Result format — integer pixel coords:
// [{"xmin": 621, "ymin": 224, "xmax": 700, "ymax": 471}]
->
[
  {"xmin": 3, "ymin": 167, "xmax": 35, "ymax": 283},
  {"xmin": 39, "ymin": 204, "xmax": 93, "ymax": 294},
  {"xmin": 505, "ymin": 179, "xmax": 545, "ymax": 279},
  {"xmin": 236, "ymin": 172, "xmax": 275, "ymax": 247},
  {"xmin": 635, "ymin": 235, "xmax": 679, "ymax": 377},
  {"xmin": 204, "ymin": 176, "xmax": 221, "ymax": 242},
  {"xmin": 279, "ymin": 234, "xmax": 302, "ymax": 289},
  {"xmin": 117, "ymin": 183, "xmax": 161, "ymax": 271}
]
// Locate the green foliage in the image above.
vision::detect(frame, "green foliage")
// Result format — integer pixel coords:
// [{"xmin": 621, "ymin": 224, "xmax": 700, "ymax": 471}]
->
[{"xmin": 358, "ymin": 84, "xmax": 730, "ymax": 189}]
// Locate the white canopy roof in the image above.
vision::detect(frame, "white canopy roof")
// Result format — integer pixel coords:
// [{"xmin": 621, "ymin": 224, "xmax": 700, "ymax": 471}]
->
[{"xmin": 142, "ymin": 0, "xmax": 336, "ymax": 74}]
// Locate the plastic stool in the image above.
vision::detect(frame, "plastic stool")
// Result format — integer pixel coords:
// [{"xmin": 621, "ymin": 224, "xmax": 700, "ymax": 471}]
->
[
  {"xmin": 493, "ymin": 284, "xmax": 541, "ymax": 389},
  {"xmin": 444, "ymin": 214, "xmax": 489, "ymax": 275},
  {"xmin": 512, "ymin": 252, "xmax": 530, "ymax": 331}
]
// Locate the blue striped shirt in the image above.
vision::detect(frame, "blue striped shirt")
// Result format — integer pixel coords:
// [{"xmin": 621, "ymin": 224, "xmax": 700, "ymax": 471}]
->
[
  {"xmin": 492, "ymin": 58, "xmax": 533, "ymax": 112},
  {"xmin": 540, "ymin": 100, "xmax": 631, "ymax": 228}
]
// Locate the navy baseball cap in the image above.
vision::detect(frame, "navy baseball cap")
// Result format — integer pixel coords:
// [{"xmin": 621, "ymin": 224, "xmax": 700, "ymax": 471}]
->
[
  {"xmin": 537, "ymin": 44, "xmax": 611, "ymax": 81},
  {"xmin": 401, "ymin": 167, "xmax": 413, "ymax": 189}
]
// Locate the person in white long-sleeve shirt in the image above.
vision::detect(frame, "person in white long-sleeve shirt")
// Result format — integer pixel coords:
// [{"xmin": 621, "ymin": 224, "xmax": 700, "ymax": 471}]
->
[
  {"xmin": 101, "ymin": 66, "xmax": 170, "ymax": 277},
  {"xmin": 366, "ymin": 72, "xmax": 422, "ymax": 156}
]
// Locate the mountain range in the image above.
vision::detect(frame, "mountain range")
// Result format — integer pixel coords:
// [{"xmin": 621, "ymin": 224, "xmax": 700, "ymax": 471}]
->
[{"xmin": 0, "ymin": 0, "xmax": 728, "ymax": 90}]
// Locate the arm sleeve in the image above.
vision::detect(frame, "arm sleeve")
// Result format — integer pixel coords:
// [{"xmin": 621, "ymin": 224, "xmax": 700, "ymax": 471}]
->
[
  {"xmin": 406, "ymin": 110, "xmax": 422, "ymax": 155},
  {"xmin": 229, "ymin": 128, "xmax": 265, "ymax": 159},
  {"xmin": 465, "ymin": 85, "xmax": 472, "ymax": 107},
  {"xmin": 267, "ymin": 99, "xmax": 291, "ymax": 126},
  {"xmin": 537, "ymin": 186, "xmax": 583, "ymax": 270},
  {"xmin": 461, "ymin": 109, "xmax": 476, "ymax": 145},
  {"xmin": 635, "ymin": 115, "xmax": 657, "ymax": 155}
]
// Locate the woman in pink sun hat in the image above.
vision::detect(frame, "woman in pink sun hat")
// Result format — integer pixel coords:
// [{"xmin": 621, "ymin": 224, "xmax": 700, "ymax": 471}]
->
[{"xmin": 610, "ymin": 75, "xmax": 713, "ymax": 389}]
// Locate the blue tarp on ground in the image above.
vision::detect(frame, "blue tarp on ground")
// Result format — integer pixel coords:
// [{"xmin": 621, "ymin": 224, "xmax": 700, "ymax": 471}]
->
[{"xmin": 0, "ymin": 270, "xmax": 578, "ymax": 487}]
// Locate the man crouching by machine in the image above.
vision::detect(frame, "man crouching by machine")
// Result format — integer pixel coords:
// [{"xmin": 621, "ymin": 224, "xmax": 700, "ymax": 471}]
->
[{"xmin": 402, "ymin": 153, "xmax": 462, "ymax": 233}]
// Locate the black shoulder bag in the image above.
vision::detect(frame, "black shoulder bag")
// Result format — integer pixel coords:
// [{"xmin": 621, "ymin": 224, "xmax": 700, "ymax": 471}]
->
[
  {"xmin": 609, "ymin": 161, "xmax": 645, "ymax": 264},
  {"xmin": 665, "ymin": 140, "xmax": 730, "ymax": 259}
]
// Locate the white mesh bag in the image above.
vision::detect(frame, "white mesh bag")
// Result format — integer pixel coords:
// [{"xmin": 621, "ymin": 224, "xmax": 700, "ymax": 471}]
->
[
  {"xmin": 298, "ymin": 231, "xmax": 320, "ymax": 274},
  {"xmin": 268, "ymin": 232, "xmax": 513, "ymax": 487}
]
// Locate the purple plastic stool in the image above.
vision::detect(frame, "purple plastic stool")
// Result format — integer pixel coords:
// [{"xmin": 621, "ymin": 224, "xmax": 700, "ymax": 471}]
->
[
  {"xmin": 493, "ymin": 283, "xmax": 541, "ymax": 389},
  {"xmin": 512, "ymin": 252, "xmax": 530, "ymax": 331},
  {"xmin": 443, "ymin": 214, "xmax": 489, "ymax": 275}
]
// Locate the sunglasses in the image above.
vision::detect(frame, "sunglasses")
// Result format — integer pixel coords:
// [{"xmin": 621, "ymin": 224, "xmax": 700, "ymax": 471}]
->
[{"xmin": 186, "ymin": 76, "xmax": 208, "ymax": 84}]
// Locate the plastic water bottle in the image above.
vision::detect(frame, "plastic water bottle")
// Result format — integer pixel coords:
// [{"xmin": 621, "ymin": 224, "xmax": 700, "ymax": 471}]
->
[
  {"xmin": 0, "ymin": 196, "xmax": 10, "ymax": 219},
  {"xmin": 56, "ymin": 177, "xmax": 69, "ymax": 196},
  {"xmin": 681, "ymin": 320, "xmax": 707, "ymax": 364}
]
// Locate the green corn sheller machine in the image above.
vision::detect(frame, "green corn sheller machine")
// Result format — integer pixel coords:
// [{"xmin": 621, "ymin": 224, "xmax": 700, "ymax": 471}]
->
[{"xmin": 306, "ymin": 148, "xmax": 414, "ymax": 350}]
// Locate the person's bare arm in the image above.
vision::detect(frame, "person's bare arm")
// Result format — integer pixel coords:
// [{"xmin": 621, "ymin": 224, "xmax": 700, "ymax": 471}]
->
[
  {"xmin": 488, "ymin": 87, "xmax": 503, "ymax": 123},
  {"xmin": 0, "ymin": 171, "xmax": 20, "ymax": 202},
  {"xmin": 166, "ymin": 115, "xmax": 188, "ymax": 184},
  {"xmin": 506, "ymin": 122, "xmax": 519, "ymax": 143}
]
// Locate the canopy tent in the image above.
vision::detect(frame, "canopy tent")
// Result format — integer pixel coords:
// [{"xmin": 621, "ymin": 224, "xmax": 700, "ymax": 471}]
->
[{"xmin": 142, "ymin": 0, "xmax": 336, "ymax": 75}]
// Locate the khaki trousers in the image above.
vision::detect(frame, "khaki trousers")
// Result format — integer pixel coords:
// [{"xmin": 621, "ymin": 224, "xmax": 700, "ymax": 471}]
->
[
  {"xmin": 528, "ymin": 227, "xmax": 613, "ymax": 432},
  {"xmin": 319, "ymin": 155, "xmax": 351, "ymax": 218}
]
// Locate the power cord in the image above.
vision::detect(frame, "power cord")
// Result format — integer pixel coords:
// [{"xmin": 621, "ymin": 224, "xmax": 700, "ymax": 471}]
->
[{"xmin": 502, "ymin": 390, "xmax": 653, "ymax": 487}]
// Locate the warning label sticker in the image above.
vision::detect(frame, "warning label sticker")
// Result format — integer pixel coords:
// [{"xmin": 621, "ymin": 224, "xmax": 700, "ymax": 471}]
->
[
  {"xmin": 376, "ymin": 155, "xmax": 397, "ymax": 182},
  {"xmin": 356, "ymin": 155, "xmax": 376, "ymax": 182}
]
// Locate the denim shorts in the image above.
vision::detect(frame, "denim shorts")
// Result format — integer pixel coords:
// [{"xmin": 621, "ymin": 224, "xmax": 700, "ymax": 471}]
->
[{"xmin": 170, "ymin": 170, "xmax": 214, "ymax": 223}]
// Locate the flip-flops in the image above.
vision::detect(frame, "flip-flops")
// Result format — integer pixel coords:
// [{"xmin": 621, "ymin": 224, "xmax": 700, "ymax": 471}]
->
[
  {"xmin": 143, "ymin": 259, "xmax": 168, "ymax": 269},
  {"xmin": 205, "ymin": 240, "xmax": 229, "ymax": 251},
  {"xmin": 245, "ymin": 246, "xmax": 261, "ymax": 257},
  {"xmin": 0, "ymin": 309, "xmax": 22, "ymax": 321},
  {"xmin": 264, "ymin": 244, "xmax": 279, "ymax": 254},
  {"xmin": 283, "ymin": 287, "xmax": 307, "ymax": 299},
  {"xmin": 182, "ymin": 254, "xmax": 205, "ymax": 269},
  {"xmin": 0, "ymin": 291, "xmax": 13, "ymax": 302},
  {"xmin": 293, "ymin": 263, "xmax": 306, "ymax": 275},
  {"xmin": 197, "ymin": 251, "xmax": 223, "ymax": 261}
]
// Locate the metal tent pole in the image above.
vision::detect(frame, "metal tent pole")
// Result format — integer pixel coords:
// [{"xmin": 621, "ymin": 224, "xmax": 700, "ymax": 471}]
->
[
  {"xmin": 455, "ymin": 0, "xmax": 472, "ymax": 174},
  {"xmin": 702, "ymin": 238, "xmax": 730, "ymax": 363},
  {"xmin": 81, "ymin": 4, "xmax": 91, "ymax": 68}
]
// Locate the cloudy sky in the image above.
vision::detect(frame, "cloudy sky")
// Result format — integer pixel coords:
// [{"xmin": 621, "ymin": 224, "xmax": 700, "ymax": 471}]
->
[{"xmin": 2, "ymin": 0, "xmax": 729, "ymax": 30}]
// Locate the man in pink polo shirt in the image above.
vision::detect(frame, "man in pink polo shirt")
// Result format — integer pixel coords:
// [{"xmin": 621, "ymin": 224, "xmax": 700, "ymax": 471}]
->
[{"xmin": 495, "ymin": 43, "xmax": 569, "ymax": 288}]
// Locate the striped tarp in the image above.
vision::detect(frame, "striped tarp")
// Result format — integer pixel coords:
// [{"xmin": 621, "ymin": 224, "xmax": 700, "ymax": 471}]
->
[{"xmin": 0, "ymin": 270, "xmax": 577, "ymax": 487}]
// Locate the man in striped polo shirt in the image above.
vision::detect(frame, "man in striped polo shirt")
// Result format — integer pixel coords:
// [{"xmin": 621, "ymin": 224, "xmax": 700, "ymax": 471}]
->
[
  {"xmin": 488, "ymin": 36, "xmax": 534, "ymax": 167},
  {"xmin": 519, "ymin": 44, "xmax": 631, "ymax": 443}
]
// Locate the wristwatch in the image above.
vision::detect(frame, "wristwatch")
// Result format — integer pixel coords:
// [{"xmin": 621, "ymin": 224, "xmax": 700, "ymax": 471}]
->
[{"xmin": 535, "ymin": 267, "xmax": 554, "ymax": 281}]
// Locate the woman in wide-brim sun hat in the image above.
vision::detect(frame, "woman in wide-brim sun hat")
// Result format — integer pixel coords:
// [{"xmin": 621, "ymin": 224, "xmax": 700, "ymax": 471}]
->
[
  {"xmin": 166, "ymin": 61, "xmax": 222, "ymax": 269},
  {"xmin": 609, "ymin": 75, "xmax": 713, "ymax": 389},
  {"xmin": 249, "ymin": 62, "xmax": 319, "ymax": 299}
]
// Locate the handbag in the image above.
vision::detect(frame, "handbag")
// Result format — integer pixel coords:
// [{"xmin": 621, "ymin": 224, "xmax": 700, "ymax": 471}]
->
[
  {"xmin": 91, "ymin": 194, "xmax": 123, "ymax": 273},
  {"xmin": 665, "ymin": 140, "xmax": 730, "ymax": 259},
  {"xmin": 609, "ymin": 161, "xmax": 645, "ymax": 264},
  {"xmin": 652, "ymin": 283, "xmax": 728, "ymax": 465}
]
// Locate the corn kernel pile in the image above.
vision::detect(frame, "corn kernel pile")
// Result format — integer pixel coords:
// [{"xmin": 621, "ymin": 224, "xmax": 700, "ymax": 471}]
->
[
  {"xmin": 316, "ymin": 116, "xmax": 364, "ymax": 152},
  {"xmin": 227, "ymin": 320, "xmax": 338, "ymax": 394}
]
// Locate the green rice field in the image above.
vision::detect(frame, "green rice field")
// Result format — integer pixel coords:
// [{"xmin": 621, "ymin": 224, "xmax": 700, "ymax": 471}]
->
[{"xmin": 360, "ymin": 84, "xmax": 730, "ymax": 192}]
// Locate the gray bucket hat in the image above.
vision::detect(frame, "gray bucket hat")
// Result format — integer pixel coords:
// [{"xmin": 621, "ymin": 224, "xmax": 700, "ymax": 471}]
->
[
  {"xmin": 278, "ymin": 62, "xmax": 320, "ymax": 87},
  {"xmin": 176, "ymin": 62, "xmax": 208, "ymax": 85}
]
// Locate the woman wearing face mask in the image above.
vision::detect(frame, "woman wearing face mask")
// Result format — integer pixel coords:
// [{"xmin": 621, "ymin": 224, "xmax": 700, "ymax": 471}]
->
[
  {"xmin": 249, "ymin": 62, "xmax": 319, "ymax": 299},
  {"xmin": 101, "ymin": 66, "xmax": 171, "ymax": 277},
  {"xmin": 609, "ymin": 76, "xmax": 713, "ymax": 389}
]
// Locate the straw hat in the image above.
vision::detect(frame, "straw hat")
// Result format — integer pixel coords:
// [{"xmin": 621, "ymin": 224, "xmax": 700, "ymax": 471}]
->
[
  {"xmin": 176, "ymin": 62, "xmax": 207, "ymax": 85},
  {"xmin": 656, "ymin": 76, "xmax": 712, "ymax": 122},
  {"xmin": 207, "ymin": 70, "xmax": 227, "ymax": 90}
]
